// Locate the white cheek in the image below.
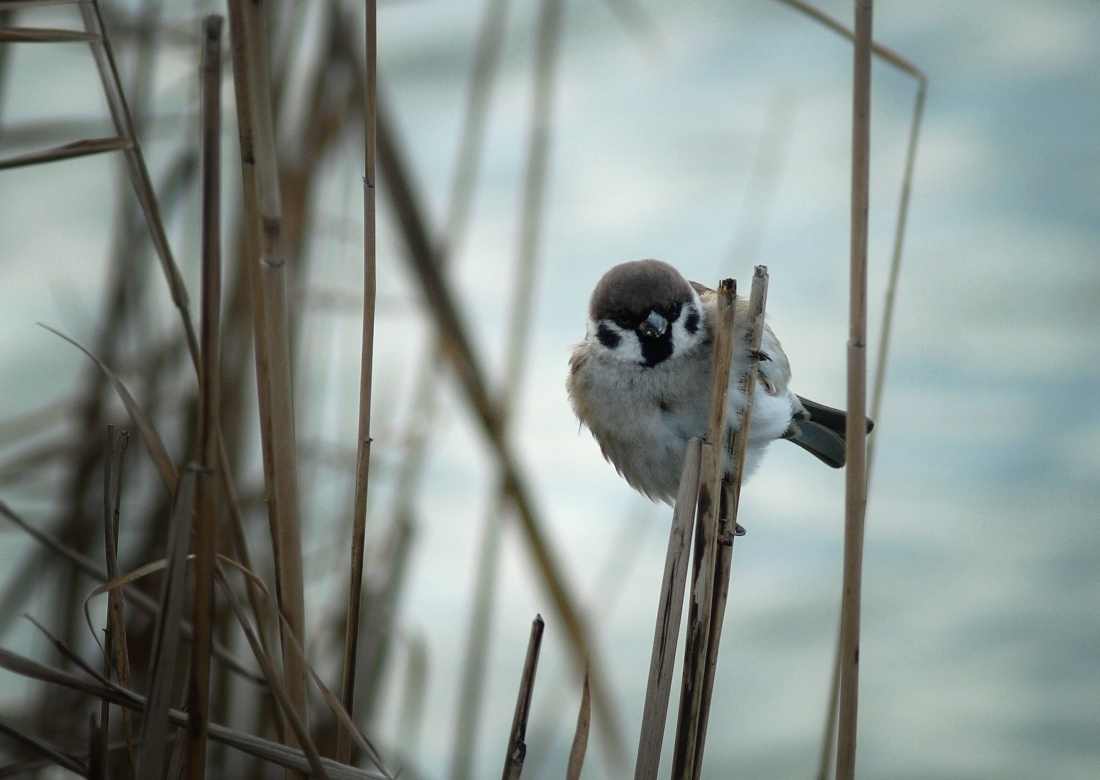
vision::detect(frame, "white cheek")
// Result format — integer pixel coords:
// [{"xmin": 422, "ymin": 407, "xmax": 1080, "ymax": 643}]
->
[
  {"xmin": 669, "ymin": 302, "xmax": 705, "ymax": 356},
  {"xmin": 586, "ymin": 317, "xmax": 644, "ymax": 364}
]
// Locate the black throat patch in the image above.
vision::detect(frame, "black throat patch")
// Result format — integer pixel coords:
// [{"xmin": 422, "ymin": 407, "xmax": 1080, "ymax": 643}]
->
[{"xmin": 639, "ymin": 334, "xmax": 673, "ymax": 367}]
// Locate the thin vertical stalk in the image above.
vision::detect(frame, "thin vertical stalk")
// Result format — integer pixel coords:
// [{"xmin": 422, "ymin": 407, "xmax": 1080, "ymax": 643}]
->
[
  {"xmin": 836, "ymin": 3, "xmax": 872, "ymax": 779},
  {"xmin": 104, "ymin": 429, "xmax": 134, "ymax": 778},
  {"xmin": 633, "ymin": 438, "xmax": 702, "ymax": 780},
  {"xmin": 500, "ymin": 616, "xmax": 545, "ymax": 780},
  {"xmin": 186, "ymin": 15, "xmax": 223, "ymax": 780},
  {"xmin": 866, "ymin": 78, "xmax": 925, "ymax": 486},
  {"xmin": 670, "ymin": 279, "xmax": 737, "ymax": 780},
  {"xmin": 229, "ymin": 0, "xmax": 310, "ymax": 751},
  {"xmin": 338, "ymin": 0, "xmax": 377, "ymax": 762}
]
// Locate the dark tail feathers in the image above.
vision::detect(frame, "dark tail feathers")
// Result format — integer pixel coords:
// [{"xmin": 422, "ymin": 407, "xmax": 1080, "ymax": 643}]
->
[{"xmin": 783, "ymin": 396, "xmax": 875, "ymax": 469}]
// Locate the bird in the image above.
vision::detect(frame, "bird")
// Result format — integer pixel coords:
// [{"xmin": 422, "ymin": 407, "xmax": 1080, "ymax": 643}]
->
[{"xmin": 567, "ymin": 259, "xmax": 872, "ymax": 504}]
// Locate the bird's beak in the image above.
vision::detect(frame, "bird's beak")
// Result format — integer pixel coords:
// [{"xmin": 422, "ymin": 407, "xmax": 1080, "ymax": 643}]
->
[{"xmin": 637, "ymin": 311, "xmax": 669, "ymax": 339}]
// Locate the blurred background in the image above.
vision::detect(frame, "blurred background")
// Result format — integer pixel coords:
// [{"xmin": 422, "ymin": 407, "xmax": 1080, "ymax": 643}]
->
[{"xmin": 0, "ymin": 0, "xmax": 1098, "ymax": 779}]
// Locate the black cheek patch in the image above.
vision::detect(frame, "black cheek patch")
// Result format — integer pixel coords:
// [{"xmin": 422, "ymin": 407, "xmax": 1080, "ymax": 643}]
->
[
  {"xmin": 596, "ymin": 323, "xmax": 621, "ymax": 349},
  {"xmin": 684, "ymin": 310, "xmax": 700, "ymax": 334}
]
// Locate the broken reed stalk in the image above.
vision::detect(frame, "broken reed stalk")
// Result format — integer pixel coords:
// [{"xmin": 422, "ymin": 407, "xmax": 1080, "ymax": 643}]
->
[
  {"xmin": 185, "ymin": 16, "xmax": 223, "ymax": 780},
  {"xmin": 669, "ymin": 279, "xmax": 737, "ymax": 780},
  {"xmin": 229, "ymin": 0, "xmax": 310, "ymax": 747},
  {"xmin": 338, "ymin": 0, "xmax": 378, "ymax": 762},
  {"xmin": 500, "ymin": 615, "xmax": 545, "ymax": 780},
  {"xmin": 693, "ymin": 267, "xmax": 769, "ymax": 773},
  {"xmin": 836, "ymin": 3, "xmax": 873, "ymax": 780},
  {"xmin": 633, "ymin": 437, "xmax": 702, "ymax": 780}
]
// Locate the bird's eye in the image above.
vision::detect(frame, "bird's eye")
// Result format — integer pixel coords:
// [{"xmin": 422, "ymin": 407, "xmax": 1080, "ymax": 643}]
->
[
  {"xmin": 669, "ymin": 303, "xmax": 682, "ymax": 321},
  {"xmin": 612, "ymin": 315, "xmax": 632, "ymax": 329}
]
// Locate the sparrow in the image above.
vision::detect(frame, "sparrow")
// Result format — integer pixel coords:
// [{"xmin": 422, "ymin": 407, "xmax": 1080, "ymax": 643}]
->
[{"xmin": 567, "ymin": 259, "xmax": 872, "ymax": 504}]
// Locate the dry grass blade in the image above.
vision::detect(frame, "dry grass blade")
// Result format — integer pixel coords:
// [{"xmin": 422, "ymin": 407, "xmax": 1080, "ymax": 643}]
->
[
  {"xmin": 135, "ymin": 468, "xmax": 195, "ymax": 780},
  {"xmin": 0, "ymin": 715, "xmax": 86, "ymax": 775},
  {"xmin": 670, "ymin": 279, "xmax": 736, "ymax": 780},
  {"xmin": 218, "ymin": 557, "xmax": 392, "ymax": 778},
  {"xmin": 0, "ymin": 136, "xmax": 131, "ymax": 170},
  {"xmin": 39, "ymin": 324, "xmax": 179, "ymax": 493},
  {"xmin": 566, "ymin": 668, "xmax": 591, "ymax": 780},
  {"xmin": 227, "ymin": 0, "xmax": 310, "ymax": 742},
  {"xmin": 0, "ymin": 648, "xmax": 383, "ymax": 780},
  {"xmin": 633, "ymin": 437, "xmax": 702, "ymax": 780},
  {"xmin": 500, "ymin": 615, "xmax": 545, "ymax": 780},
  {"xmin": 185, "ymin": 16, "xmax": 224, "ymax": 780},
  {"xmin": 836, "ymin": 4, "xmax": 873, "ymax": 780},
  {"xmin": 214, "ymin": 566, "xmax": 329, "ymax": 780},
  {"xmin": 339, "ymin": 0, "xmax": 378, "ymax": 761}
]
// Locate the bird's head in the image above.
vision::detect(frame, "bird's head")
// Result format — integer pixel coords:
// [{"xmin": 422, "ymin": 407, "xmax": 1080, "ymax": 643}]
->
[{"xmin": 586, "ymin": 259, "xmax": 705, "ymax": 368}]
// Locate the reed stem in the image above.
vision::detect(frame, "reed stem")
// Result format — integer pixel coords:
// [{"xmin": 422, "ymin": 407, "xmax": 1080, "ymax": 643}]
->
[{"xmin": 836, "ymin": 2, "xmax": 873, "ymax": 778}]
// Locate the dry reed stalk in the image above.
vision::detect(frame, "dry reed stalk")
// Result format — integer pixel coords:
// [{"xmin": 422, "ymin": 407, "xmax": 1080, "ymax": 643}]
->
[
  {"xmin": 501, "ymin": 616, "xmax": 545, "ymax": 780},
  {"xmin": 0, "ymin": 136, "xmax": 133, "ymax": 170},
  {"xmin": 817, "ymin": 78, "xmax": 925, "ymax": 780},
  {"xmin": 135, "ymin": 467, "xmax": 196, "ymax": 780},
  {"xmin": 228, "ymin": 0, "xmax": 311, "ymax": 748},
  {"xmin": 102, "ymin": 428, "xmax": 134, "ymax": 778},
  {"xmin": 78, "ymin": 0, "xmax": 201, "ymax": 367},
  {"xmin": 835, "ymin": 3, "xmax": 873, "ymax": 780},
  {"xmin": 337, "ymin": 0, "xmax": 378, "ymax": 762},
  {"xmin": 692, "ymin": 267, "xmax": 769, "ymax": 774},
  {"xmin": 0, "ymin": 0, "xmax": 79, "ymax": 9},
  {"xmin": 566, "ymin": 667, "xmax": 591, "ymax": 780},
  {"xmin": 185, "ymin": 16, "xmax": 224, "ymax": 780},
  {"xmin": 0, "ymin": 26, "xmax": 99, "ymax": 42},
  {"xmin": 633, "ymin": 437, "xmax": 702, "ymax": 780},
  {"xmin": 669, "ymin": 279, "xmax": 737, "ymax": 780},
  {"xmin": 376, "ymin": 98, "xmax": 623, "ymax": 758}
]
